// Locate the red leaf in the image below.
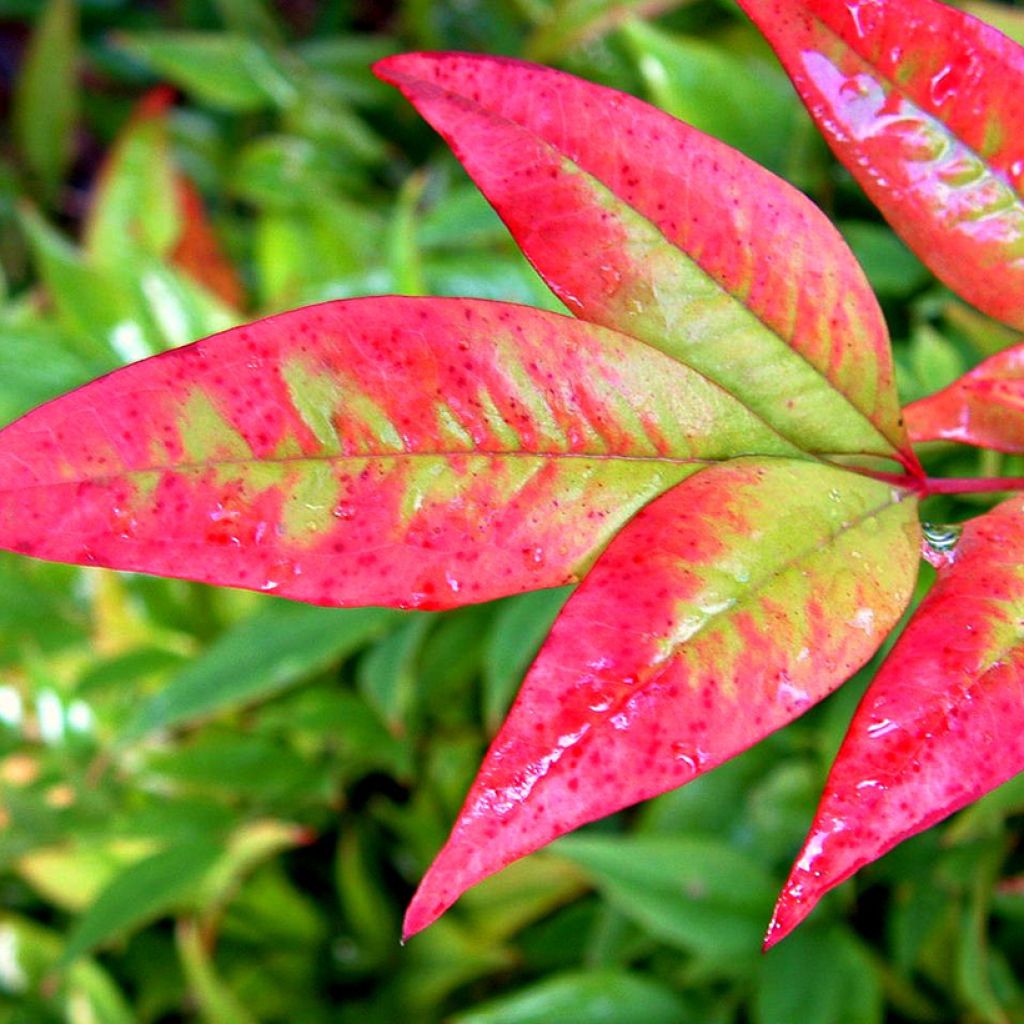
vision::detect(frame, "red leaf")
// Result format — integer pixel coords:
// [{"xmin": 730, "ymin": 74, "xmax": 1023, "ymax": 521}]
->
[
  {"xmin": 375, "ymin": 53, "xmax": 916, "ymax": 469},
  {"xmin": 736, "ymin": 0, "xmax": 1024, "ymax": 331},
  {"xmin": 170, "ymin": 175, "xmax": 246, "ymax": 309},
  {"xmin": 905, "ymin": 342, "xmax": 1024, "ymax": 452},
  {"xmin": 769, "ymin": 497, "xmax": 1024, "ymax": 947},
  {"xmin": 0, "ymin": 297, "xmax": 797, "ymax": 610},
  {"xmin": 403, "ymin": 459, "xmax": 920, "ymax": 937}
]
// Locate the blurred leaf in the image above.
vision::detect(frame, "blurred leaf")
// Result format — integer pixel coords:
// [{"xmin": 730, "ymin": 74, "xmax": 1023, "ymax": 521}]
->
[
  {"xmin": 17, "ymin": 204, "xmax": 143, "ymax": 362},
  {"xmin": 483, "ymin": 587, "xmax": 569, "ymax": 731},
  {"xmin": 554, "ymin": 835, "xmax": 775, "ymax": 972},
  {"xmin": 0, "ymin": 914, "xmax": 134, "ymax": 1023},
  {"xmin": 177, "ymin": 917, "xmax": 257, "ymax": 1024},
  {"xmin": 84, "ymin": 89, "xmax": 180, "ymax": 266},
  {"xmin": 115, "ymin": 33, "xmax": 285, "ymax": 111},
  {"xmin": 16, "ymin": 839, "xmax": 155, "ymax": 912},
  {"xmin": 756, "ymin": 926, "xmax": 883, "ymax": 1024},
  {"xmin": 838, "ymin": 221, "xmax": 932, "ymax": 298},
  {"xmin": 452, "ymin": 969, "xmax": 689, "ymax": 1024},
  {"xmin": 526, "ymin": 0, "xmax": 689, "ymax": 61},
  {"xmin": 13, "ymin": 0, "xmax": 78, "ymax": 201},
  {"xmin": 387, "ymin": 172, "xmax": 428, "ymax": 296},
  {"xmin": 60, "ymin": 840, "xmax": 222, "ymax": 968},
  {"xmin": 0, "ymin": 317, "xmax": 105, "ymax": 425},
  {"xmin": 123, "ymin": 604, "xmax": 401, "ymax": 739},
  {"xmin": 460, "ymin": 853, "xmax": 588, "ymax": 944},
  {"xmin": 210, "ymin": 0, "xmax": 283, "ymax": 43},
  {"xmin": 357, "ymin": 614, "xmax": 432, "ymax": 733},
  {"xmin": 297, "ymin": 36, "xmax": 400, "ymax": 106},
  {"xmin": 621, "ymin": 19, "xmax": 803, "ymax": 176}
]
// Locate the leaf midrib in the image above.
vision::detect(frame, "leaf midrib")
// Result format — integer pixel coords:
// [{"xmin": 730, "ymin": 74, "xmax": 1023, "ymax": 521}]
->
[{"xmin": 539, "ymin": 480, "xmax": 916, "ymax": 765}]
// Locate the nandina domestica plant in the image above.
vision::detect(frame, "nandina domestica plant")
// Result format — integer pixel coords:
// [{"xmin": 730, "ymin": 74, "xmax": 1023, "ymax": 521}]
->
[{"xmin": 0, "ymin": 0, "xmax": 1021, "ymax": 952}]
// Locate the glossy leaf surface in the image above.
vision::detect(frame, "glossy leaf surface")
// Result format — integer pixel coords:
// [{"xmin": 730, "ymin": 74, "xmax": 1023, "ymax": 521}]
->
[
  {"xmin": 404, "ymin": 459, "xmax": 920, "ymax": 937},
  {"xmin": 769, "ymin": 497, "xmax": 1024, "ymax": 946},
  {"xmin": 375, "ymin": 53, "xmax": 913, "ymax": 467},
  {"xmin": 737, "ymin": 0, "xmax": 1024, "ymax": 331},
  {"xmin": 904, "ymin": 342, "xmax": 1024, "ymax": 452},
  {"xmin": 0, "ymin": 297, "xmax": 801, "ymax": 610}
]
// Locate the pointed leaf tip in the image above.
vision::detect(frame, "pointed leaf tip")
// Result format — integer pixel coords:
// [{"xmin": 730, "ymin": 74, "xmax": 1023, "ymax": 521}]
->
[
  {"xmin": 405, "ymin": 459, "xmax": 920, "ymax": 934},
  {"xmin": 773, "ymin": 495, "xmax": 1024, "ymax": 936},
  {"xmin": 376, "ymin": 50, "xmax": 915, "ymax": 468},
  {"xmin": 905, "ymin": 342, "xmax": 1024, "ymax": 452},
  {"xmin": 737, "ymin": 0, "xmax": 1024, "ymax": 331}
]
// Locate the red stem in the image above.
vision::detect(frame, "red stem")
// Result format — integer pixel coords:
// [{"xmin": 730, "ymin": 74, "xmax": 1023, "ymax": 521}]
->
[
  {"xmin": 923, "ymin": 476, "xmax": 1024, "ymax": 496},
  {"xmin": 854, "ymin": 469, "xmax": 1024, "ymax": 497}
]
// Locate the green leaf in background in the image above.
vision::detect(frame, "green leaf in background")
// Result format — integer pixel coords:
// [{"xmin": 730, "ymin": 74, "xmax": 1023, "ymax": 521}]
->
[
  {"xmin": 451, "ymin": 969, "xmax": 690, "ymax": 1024},
  {"xmin": 756, "ymin": 926, "xmax": 883, "ymax": 1024},
  {"xmin": 483, "ymin": 587, "xmax": 570, "ymax": 731},
  {"xmin": 554, "ymin": 835, "xmax": 776, "ymax": 972},
  {"xmin": 123, "ymin": 603, "xmax": 401, "ymax": 739},
  {"xmin": 838, "ymin": 221, "xmax": 932, "ymax": 299},
  {"xmin": 12, "ymin": 0, "xmax": 78, "ymax": 202},
  {"xmin": 0, "ymin": 914, "xmax": 134, "ymax": 1024},
  {"xmin": 177, "ymin": 917, "xmax": 258, "ymax": 1024},
  {"xmin": 59, "ymin": 840, "xmax": 222, "ymax": 969},
  {"xmin": 620, "ymin": 19, "xmax": 807, "ymax": 177}
]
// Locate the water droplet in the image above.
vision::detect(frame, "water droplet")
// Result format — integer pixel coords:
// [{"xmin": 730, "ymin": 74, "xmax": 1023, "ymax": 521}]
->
[
  {"xmin": 922, "ymin": 521, "xmax": 962, "ymax": 567},
  {"xmin": 598, "ymin": 264, "xmax": 622, "ymax": 296},
  {"xmin": 444, "ymin": 570, "xmax": 461, "ymax": 593},
  {"xmin": 866, "ymin": 717, "xmax": 900, "ymax": 738},
  {"xmin": 332, "ymin": 502, "xmax": 355, "ymax": 520},
  {"xmin": 260, "ymin": 578, "xmax": 280, "ymax": 592},
  {"xmin": 524, "ymin": 546, "xmax": 546, "ymax": 567},
  {"xmin": 670, "ymin": 742, "xmax": 699, "ymax": 773}
]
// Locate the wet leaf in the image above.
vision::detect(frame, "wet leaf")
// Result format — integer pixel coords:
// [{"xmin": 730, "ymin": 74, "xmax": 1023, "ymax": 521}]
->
[
  {"xmin": 769, "ymin": 496, "xmax": 1024, "ymax": 946},
  {"xmin": 0, "ymin": 297, "xmax": 802, "ymax": 613},
  {"xmin": 736, "ymin": 0, "xmax": 1024, "ymax": 331},
  {"xmin": 904, "ymin": 342, "xmax": 1024, "ymax": 452},
  {"xmin": 376, "ymin": 53, "xmax": 915, "ymax": 468},
  {"xmin": 404, "ymin": 459, "xmax": 920, "ymax": 936}
]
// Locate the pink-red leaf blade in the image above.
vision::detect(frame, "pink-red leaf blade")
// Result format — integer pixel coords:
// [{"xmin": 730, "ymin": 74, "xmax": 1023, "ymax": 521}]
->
[
  {"xmin": 404, "ymin": 458, "xmax": 920, "ymax": 937},
  {"xmin": 737, "ymin": 0, "xmax": 1024, "ymax": 330},
  {"xmin": 905, "ymin": 342, "xmax": 1024, "ymax": 452},
  {"xmin": 0, "ymin": 297, "xmax": 798, "ymax": 610},
  {"xmin": 769, "ymin": 497, "xmax": 1024, "ymax": 946},
  {"xmin": 375, "ymin": 52, "xmax": 914, "ymax": 467}
]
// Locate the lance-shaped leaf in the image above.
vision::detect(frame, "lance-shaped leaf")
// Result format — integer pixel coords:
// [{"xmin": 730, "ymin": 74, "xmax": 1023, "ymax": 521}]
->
[
  {"xmin": 84, "ymin": 87, "xmax": 245, "ymax": 309},
  {"xmin": 736, "ymin": 0, "xmax": 1024, "ymax": 331},
  {"xmin": 0, "ymin": 297, "xmax": 802, "ymax": 611},
  {"xmin": 403, "ymin": 459, "xmax": 920, "ymax": 937},
  {"xmin": 375, "ymin": 53, "xmax": 915, "ymax": 469},
  {"xmin": 904, "ymin": 342, "xmax": 1024, "ymax": 452},
  {"xmin": 768, "ymin": 497, "xmax": 1024, "ymax": 947}
]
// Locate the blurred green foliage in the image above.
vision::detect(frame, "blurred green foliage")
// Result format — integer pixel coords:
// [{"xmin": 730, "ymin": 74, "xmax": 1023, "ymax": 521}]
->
[{"xmin": 0, "ymin": 0, "xmax": 1023, "ymax": 1020}]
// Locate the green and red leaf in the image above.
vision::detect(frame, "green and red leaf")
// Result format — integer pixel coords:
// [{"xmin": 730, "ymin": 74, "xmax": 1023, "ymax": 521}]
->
[
  {"xmin": 905, "ymin": 342, "xmax": 1024, "ymax": 452},
  {"xmin": 768, "ymin": 497, "xmax": 1024, "ymax": 946},
  {"xmin": 375, "ymin": 53, "xmax": 915, "ymax": 470},
  {"xmin": 737, "ymin": 0, "xmax": 1024, "ymax": 331},
  {"xmin": 0, "ymin": 297, "xmax": 801, "ymax": 610},
  {"xmin": 84, "ymin": 86, "xmax": 245, "ymax": 308},
  {"xmin": 403, "ymin": 459, "xmax": 920, "ymax": 937}
]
